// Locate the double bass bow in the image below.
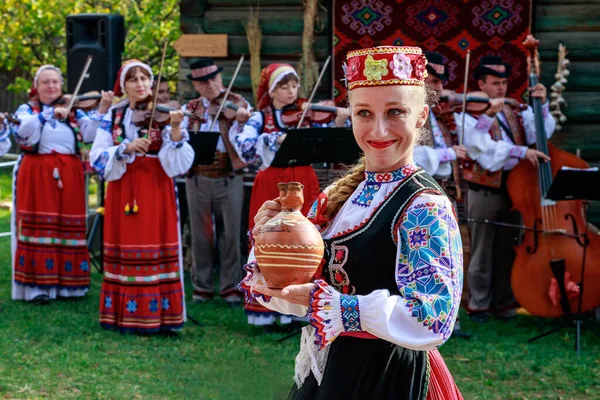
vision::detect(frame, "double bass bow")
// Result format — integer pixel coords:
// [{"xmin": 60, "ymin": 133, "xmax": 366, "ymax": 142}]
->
[{"xmin": 507, "ymin": 34, "xmax": 600, "ymax": 317}]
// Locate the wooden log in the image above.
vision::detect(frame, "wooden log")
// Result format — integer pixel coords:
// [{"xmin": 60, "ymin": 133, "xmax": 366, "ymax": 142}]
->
[
  {"xmin": 228, "ymin": 35, "xmax": 330, "ymax": 59},
  {"xmin": 537, "ymin": 0, "xmax": 600, "ymax": 4},
  {"xmin": 552, "ymin": 124, "xmax": 600, "ymax": 160},
  {"xmin": 535, "ymin": 5, "xmax": 600, "ymax": 32},
  {"xmin": 538, "ymin": 32, "xmax": 600, "ymax": 61},
  {"xmin": 540, "ymin": 62, "xmax": 600, "ymax": 92},
  {"xmin": 560, "ymin": 92, "xmax": 600, "ymax": 122},
  {"xmin": 203, "ymin": 7, "xmax": 329, "ymax": 35}
]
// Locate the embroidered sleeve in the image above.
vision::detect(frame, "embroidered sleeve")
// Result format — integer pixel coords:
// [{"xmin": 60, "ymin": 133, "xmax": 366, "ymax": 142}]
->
[
  {"xmin": 13, "ymin": 104, "xmax": 43, "ymax": 146},
  {"xmin": 74, "ymin": 109, "xmax": 100, "ymax": 143},
  {"xmin": 0, "ymin": 122, "xmax": 11, "ymax": 156},
  {"xmin": 308, "ymin": 279, "xmax": 363, "ymax": 349},
  {"xmin": 436, "ymin": 147, "xmax": 456, "ymax": 163},
  {"xmin": 394, "ymin": 195, "xmax": 462, "ymax": 343},
  {"xmin": 413, "ymin": 145, "xmax": 442, "ymax": 176},
  {"xmin": 459, "ymin": 111, "xmax": 525, "ymax": 172},
  {"xmin": 307, "ymin": 191, "xmax": 330, "ymax": 230},
  {"xmin": 89, "ymin": 109, "xmax": 133, "ymax": 181},
  {"xmin": 522, "ymin": 103, "xmax": 556, "ymax": 145},
  {"xmin": 229, "ymin": 112, "xmax": 284, "ymax": 170},
  {"xmin": 238, "ymin": 249, "xmax": 308, "ymax": 317},
  {"xmin": 158, "ymin": 125, "xmax": 194, "ymax": 177}
]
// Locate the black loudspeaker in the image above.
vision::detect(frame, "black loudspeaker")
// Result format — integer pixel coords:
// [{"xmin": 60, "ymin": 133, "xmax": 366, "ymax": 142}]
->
[{"xmin": 66, "ymin": 14, "xmax": 125, "ymax": 93}]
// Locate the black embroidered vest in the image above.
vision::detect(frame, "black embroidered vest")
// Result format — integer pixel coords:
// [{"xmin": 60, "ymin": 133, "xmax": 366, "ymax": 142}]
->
[{"xmin": 322, "ymin": 170, "xmax": 444, "ymax": 296}]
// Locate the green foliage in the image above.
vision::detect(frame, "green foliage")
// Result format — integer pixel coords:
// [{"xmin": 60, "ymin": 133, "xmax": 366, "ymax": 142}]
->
[{"xmin": 0, "ymin": 0, "xmax": 180, "ymax": 93}]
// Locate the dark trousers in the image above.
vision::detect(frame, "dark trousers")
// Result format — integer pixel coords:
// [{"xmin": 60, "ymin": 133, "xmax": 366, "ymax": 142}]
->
[{"xmin": 467, "ymin": 188, "xmax": 521, "ymax": 312}]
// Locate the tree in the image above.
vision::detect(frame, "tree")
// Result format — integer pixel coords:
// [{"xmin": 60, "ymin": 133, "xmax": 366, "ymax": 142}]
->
[{"xmin": 0, "ymin": 0, "xmax": 180, "ymax": 93}]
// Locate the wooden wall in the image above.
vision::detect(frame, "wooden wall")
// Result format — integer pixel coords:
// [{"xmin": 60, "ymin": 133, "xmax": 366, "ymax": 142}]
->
[
  {"xmin": 178, "ymin": 0, "xmax": 330, "ymax": 104},
  {"xmin": 536, "ymin": 0, "xmax": 600, "ymax": 221}
]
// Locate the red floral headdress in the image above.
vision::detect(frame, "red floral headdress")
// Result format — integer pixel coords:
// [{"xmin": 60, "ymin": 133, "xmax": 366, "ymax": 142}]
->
[{"xmin": 344, "ymin": 46, "xmax": 428, "ymax": 91}]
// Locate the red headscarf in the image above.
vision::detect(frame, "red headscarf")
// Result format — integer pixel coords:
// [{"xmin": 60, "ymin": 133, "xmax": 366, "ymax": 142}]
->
[
  {"xmin": 255, "ymin": 63, "xmax": 299, "ymax": 110},
  {"xmin": 113, "ymin": 59, "xmax": 154, "ymax": 97}
]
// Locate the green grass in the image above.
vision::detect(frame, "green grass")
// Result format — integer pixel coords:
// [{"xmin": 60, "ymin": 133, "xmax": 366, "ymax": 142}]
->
[{"xmin": 0, "ymin": 207, "xmax": 599, "ymax": 399}]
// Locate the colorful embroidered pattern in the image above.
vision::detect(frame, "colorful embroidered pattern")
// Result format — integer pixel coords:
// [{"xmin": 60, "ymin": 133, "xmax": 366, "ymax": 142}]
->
[
  {"xmin": 340, "ymin": 294, "xmax": 362, "ymax": 332},
  {"xmin": 353, "ymin": 164, "xmax": 419, "ymax": 207},
  {"xmin": 364, "ymin": 163, "xmax": 418, "ymax": 184},
  {"xmin": 352, "ymin": 183, "xmax": 380, "ymax": 207},
  {"xmin": 238, "ymin": 261, "xmax": 273, "ymax": 305},
  {"xmin": 396, "ymin": 201, "xmax": 462, "ymax": 341}
]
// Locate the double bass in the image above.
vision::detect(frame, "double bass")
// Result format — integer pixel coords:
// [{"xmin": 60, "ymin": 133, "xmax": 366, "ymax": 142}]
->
[{"xmin": 507, "ymin": 35, "xmax": 600, "ymax": 317}]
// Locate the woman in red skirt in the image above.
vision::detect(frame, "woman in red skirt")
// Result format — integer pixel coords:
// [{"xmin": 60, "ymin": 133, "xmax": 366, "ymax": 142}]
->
[
  {"xmin": 230, "ymin": 64, "xmax": 350, "ymax": 328},
  {"xmin": 90, "ymin": 60, "xmax": 194, "ymax": 333},
  {"xmin": 11, "ymin": 64, "xmax": 112, "ymax": 304}
]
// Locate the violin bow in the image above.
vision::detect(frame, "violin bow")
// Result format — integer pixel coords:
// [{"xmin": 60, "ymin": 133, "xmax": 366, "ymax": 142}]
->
[
  {"xmin": 459, "ymin": 50, "xmax": 471, "ymax": 146},
  {"xmin": 65, "ymin": 55, "xmax": 94, "ymax": 114},
  {"xmin": 297, "ymin": 55, "xmax": 332, "ymax": 129},
  {"xmin": 146, "ymin": 41, "xmax": 169, "ymax": 138},
  {"xmin": 209, "ymin": 55, "xmax": 245, "ymax": 131}
]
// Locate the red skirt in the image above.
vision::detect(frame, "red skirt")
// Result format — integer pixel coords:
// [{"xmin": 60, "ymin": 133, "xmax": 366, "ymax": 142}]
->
[
  {"xmin": 99, "ymin": 157, "xmax": 185, "ymax": 333},
  {"xmin": 245, "ymin": 165, "xmax": 320, "ymax": 322},
  {"xmin": 13, "ymin": 153, "xmax": 90, "ymax": 293},
  {"xmin": 427, "ymin": 349, "xmax": 464, "ymax": 400}
]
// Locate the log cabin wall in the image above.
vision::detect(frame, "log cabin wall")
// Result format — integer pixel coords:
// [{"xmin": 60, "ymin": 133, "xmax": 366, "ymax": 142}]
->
[
  {"xmin": 178, "ymin": 0, "xmax": 331, "ymax": 104},
  {"xmin": 536, "ymin": 0, "xmax": 600, "ymax": 222}
]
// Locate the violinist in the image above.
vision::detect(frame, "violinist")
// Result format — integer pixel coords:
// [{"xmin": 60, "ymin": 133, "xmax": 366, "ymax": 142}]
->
[
  {"xmin": 181, "ymin": 58, "xmax": 251, "ymax": 306},
  {"xmin": 414, "ymin": 52, "xmax": 471, "ymax": 195},
  {"xmin": 462, "ymin": 55, "xmax": 556, "ymax": 322},
  {"xmin": 90, "ymin": 59, "xmax": 193, "ymax": 333},
  {"xmin": 229, "ymin": 63, "xmax": 349, "ymax": 329},
  {"xmin": 10, "ymin": 64, "xmax": 112, "ymax": 305},
  {"xmin": 153, "ymin": 79, "xmax": 171, "ymax": 104}
]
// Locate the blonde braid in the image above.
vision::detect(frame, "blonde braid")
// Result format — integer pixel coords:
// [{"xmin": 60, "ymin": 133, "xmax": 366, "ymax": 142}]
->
[{"xmin": 322, "ymin": 156, "xmax": 366, "ymax": 221}]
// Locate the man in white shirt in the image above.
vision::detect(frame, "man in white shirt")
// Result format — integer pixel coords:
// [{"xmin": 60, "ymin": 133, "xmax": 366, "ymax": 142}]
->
[{"xmin": 462, "ymin": 55, "xmax": 554, "ymax": 322}]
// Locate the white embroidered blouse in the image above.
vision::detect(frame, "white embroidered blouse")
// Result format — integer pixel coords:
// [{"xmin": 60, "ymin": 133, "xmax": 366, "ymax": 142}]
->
[
  {"xmin": 462, "ymin": 103, "xmax": 556, "ymax": 172},
  {"xmin": 13, "ymin": 103, "xmax": 102, "ymax": 154},
  {"xmin": 89, "ymin": 104, "xmax": 194, "ymax": 181},
  {"xmin": 240, "ymin": 164, "xmax": 463, "ymax": 351}
]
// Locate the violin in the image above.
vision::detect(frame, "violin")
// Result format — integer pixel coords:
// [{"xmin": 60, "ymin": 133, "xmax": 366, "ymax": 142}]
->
[
  {"xmin": 438, "ymin": 89, "xmax": 528, "ymax": 115},
  {"xmin": 207, "ymin": 92, "xmax": 247, "ymax": 120},
  {"xmin": 51, "ymin": 91, "xmax": 103, "ymax": 112},
  {"xmin": 131, "ymin": 95, "xmax": 203, "ymax": 129},
  {"xmin": 280, "ymin": 98, "xmax": 338, "ymax": 127}
]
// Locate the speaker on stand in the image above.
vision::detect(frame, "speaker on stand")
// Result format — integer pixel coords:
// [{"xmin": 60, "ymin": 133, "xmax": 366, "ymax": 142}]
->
[{"xmin": 66, "ymin": 13, "xmax": 125, "ymax": 92}]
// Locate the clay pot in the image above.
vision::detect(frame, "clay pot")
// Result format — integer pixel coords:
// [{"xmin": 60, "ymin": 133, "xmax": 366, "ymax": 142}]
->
[{"xmin": 254, "ymin": 182, "xmax": 324, "ymax": 288}]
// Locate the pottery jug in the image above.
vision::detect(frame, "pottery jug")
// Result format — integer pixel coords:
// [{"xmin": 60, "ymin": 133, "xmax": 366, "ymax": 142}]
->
[{"xmin": 254, "ymin": 182, "xmax": 324, "ymax": 288}]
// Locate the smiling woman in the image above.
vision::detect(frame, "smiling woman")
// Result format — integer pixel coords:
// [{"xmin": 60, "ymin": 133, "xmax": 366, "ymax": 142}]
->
[{"xmin": 240, "ymin": 46, "xmax": 464, "ymax": 399}]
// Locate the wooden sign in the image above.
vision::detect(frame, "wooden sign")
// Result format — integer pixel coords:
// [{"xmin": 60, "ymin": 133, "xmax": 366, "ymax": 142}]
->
[{"xmin": 173, "ymin": 34, "xmax": 228, "ymax": 57}]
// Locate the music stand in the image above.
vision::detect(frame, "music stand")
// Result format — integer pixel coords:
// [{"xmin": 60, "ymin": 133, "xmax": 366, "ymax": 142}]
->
[
  {"xmin": 528, "ymin": 167, "xmax": 600, "ymax": 357},
  {"xmin": 189, "ymin": 131, "xmax": 220, "ymax": 165},
  {"xmin": 270, "ymin": 127, "xmax": 362, "ymax": 167}
]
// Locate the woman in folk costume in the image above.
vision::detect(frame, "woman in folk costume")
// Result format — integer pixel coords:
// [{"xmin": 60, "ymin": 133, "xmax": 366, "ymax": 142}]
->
[
  {"xmin": 230, "ymin": 63, "xmax": 349, "ymax": 328},
  {"xmin": 11, "ymin": 64, "xmax": 111, "ymax": 304},
  {"xmin": 90, "ymin": 60, "xmax": 194, "ymax": 333},
  {"xmin": 241, "ymin": 46, "xmax": 464, "ymax": 399}
]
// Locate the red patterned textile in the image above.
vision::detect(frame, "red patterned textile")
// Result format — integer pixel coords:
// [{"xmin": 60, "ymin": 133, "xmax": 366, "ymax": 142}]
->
[
  {"xmin": 100, "ymin": 157, "xmax": 185, "ymax": 333},
  {"xmin": 333, "ymin": 0, "xmax": 532, "ymax": 103},
  {"xmin": 14, "ymin": 154, "xmax": 90, "ymax": 291}
]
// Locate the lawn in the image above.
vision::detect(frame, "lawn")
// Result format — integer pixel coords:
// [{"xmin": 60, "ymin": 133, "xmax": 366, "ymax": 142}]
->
[{"xmin": 0, "ymin": 163, "xmax": 599, "ymax": 399}]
